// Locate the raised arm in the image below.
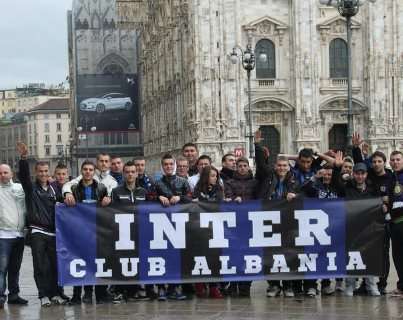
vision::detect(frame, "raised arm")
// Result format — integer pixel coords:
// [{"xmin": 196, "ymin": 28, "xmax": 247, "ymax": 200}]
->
[
  {"xmin": 16, "ymin": 142, "xmax": 33, "ymax": 195},
  {"xmin": 254, "ymin": 130, "xmax": 274, "ymax": 180}
]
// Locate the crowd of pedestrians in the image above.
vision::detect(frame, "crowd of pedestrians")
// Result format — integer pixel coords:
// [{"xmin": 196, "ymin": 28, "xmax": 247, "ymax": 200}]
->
[{"xmin": 0, "ymin": 131, "xmax": 402, "ymax": 308}]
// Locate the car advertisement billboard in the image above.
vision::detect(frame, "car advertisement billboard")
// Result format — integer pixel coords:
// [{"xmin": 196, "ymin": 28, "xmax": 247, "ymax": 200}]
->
[{"xmin": 76, "ymin": 74, "xmax": 139, "ymax": 131}]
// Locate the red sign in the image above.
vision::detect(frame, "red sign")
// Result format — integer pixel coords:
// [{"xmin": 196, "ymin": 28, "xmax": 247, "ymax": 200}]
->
[{"xmin": 234, "ymin": 147, "xmax": 245, "ymax": 158}]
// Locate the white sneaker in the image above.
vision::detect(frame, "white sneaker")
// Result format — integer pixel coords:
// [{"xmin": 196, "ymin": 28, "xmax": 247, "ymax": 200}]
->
[
  {"xmin": 266, "ymin": 286, "xmax": 281, "ymax": 297},
  {"xmin": 335, "ymin": 280, "xmax": 344, "ymax": 292},
  {"xmin": 283, "ymin": 288, "xmax": 295, "ymax": 298},
  {"xmin": 51, "ymin": 295, "xmax": 68, "ymax": 305},
  {"xmin": 306, "ymin": 288, "xmax": 317, "ymax": 297},
  {"xmin": 344, "ymin": 285, "xmax": 354, "ymax": 297},
  {"xmin": 322, "ymin": 285, "xmax": 335, "ymax": 295},
  {"xmin": 40, "ymin": 297, "xmax": 52, "ymax": 307},
  {"xmin": 366, "ymin": 277, "xmax": 381, "ymax": 296}
]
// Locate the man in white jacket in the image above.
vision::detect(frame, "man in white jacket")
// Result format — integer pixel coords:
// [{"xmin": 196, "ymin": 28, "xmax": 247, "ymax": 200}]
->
[
  {"xmin": 63, "ymin": 153, "xmax": 117, "ymax": 206},
  {"xmin": 0, "ymin": 164, "xmax": 28, "ymax": 308}
]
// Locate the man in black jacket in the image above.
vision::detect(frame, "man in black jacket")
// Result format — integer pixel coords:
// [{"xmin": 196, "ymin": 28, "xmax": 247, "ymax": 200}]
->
[
  {"xmin": 133, "ymin": 157, "xmax": 157, "ymax": 200},
  {"xmin": 220, "ymin": 153, "xmax": 236, "ymax": 182},
  {"xmin": 16, "ymin": 142, "xmax": 66, "ymax": 307},
  {"xmin": 388, "ymin": 151, "xmax": 403, "ymax": 296},
  {"xmin": 343, "ymin": 163, "xmax": 380, "ymax": 296},
  {"xmin": 155, "ymin": 154, "xmax": 191, "ymax": 300},
  {"xmin": 111, "ymin": 161, "xmax": 152, "ymax": 303},
  {"xmin": 254, "ymin": 135, "xmax": 301, "ymax": 298},
  {"xmin": 66, "ymin": 161, "xmax": 110, "ymax": 304},
  {"xmin": 112, "ymin": 161, "xmax": 146, "ymax": 204}
]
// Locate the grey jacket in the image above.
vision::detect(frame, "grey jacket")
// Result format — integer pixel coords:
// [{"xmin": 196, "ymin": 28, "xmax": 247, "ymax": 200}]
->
[{"xmin": 0, "ymin": 182, "xmax": 26, "ymax": 233}]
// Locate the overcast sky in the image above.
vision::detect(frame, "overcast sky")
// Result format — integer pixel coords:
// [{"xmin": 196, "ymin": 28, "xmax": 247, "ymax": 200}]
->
[{"xmin": 0, "ymin": 0, "xmax": 72, "ymax": 89}]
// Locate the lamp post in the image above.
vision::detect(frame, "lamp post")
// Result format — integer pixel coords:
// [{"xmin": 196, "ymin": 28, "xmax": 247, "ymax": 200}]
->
[
  {"xmin": 230, "ymin": 43, "xmax": 257, "ymax": 159},
  {"xmin": 77, "ymin": 116, "xmax": 96, "ymax": 159},
  {"xmin": 319, "ymin": 0, "xmax": 376, "ymax": 150}
]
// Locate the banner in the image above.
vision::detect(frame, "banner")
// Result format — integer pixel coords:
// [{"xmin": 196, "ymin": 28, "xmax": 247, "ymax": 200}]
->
[{"xmin": 56, "ymin": 198, "xmax": 385, "ymax": 286}]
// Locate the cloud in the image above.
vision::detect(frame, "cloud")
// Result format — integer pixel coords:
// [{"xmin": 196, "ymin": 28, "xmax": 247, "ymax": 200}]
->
[{"xmin": 0, "ymin": 0, "xmax": 72, "ymax": 88}]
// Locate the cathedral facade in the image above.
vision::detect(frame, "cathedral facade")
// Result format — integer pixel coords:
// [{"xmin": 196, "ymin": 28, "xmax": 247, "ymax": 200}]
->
[{"xmin": 117, "ymin": 0, "xmax": 403, "ymax": 170}]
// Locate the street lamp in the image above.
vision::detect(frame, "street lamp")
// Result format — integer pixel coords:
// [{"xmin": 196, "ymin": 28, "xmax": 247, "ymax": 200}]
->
[
  {"xmin": 77, "ymin": 120, "xmax": 96, "ymax": 159},
  {"xmin": 319, "ymin": 0, "xmax": 376, "ymax": 150},
  {"xmin": 230, "ymin": 43, "xmax": 257, "ymax": 159}
]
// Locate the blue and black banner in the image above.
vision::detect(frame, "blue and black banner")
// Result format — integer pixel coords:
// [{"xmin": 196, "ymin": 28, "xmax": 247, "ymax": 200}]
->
[{"xmin": 56, "ymin": 198, "xmax": 385, "ymax": 286}]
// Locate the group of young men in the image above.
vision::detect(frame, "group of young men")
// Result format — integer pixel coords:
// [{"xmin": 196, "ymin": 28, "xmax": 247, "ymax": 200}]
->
[{"xmin": 0, "ymin": 132, "xmax": 402, "ymax": 308}]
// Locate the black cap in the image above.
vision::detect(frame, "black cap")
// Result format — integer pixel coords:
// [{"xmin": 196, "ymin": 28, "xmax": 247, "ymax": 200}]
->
[{"xmin": 353, "ymin": 163, "xmax": 367, "ymax": 173}]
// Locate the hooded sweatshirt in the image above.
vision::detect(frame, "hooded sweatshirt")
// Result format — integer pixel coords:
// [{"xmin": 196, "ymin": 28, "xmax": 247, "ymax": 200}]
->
[{"xmin": 0, "ymin": 181, "xmax": 26, "ymax": 234}]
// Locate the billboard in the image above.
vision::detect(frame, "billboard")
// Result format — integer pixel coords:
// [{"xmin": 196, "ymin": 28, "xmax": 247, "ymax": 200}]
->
[{"xmin": 76, "ymin": 74, "xmax": 139, "ymax": 131}]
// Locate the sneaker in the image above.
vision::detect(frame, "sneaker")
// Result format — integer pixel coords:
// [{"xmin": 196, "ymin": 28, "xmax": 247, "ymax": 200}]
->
[
  {"xmin": 70, "ymin": 295, "xmax": 81, "ymax": 305},
  {"xmin": 195, "ymin": 283, "xmax": 206, "ymax": 298},
  {"xmin": 322, "ymin": 285, "xmax": 335, "ymax": 295},
  {"xmin": 354, "ymin": 283, "xmax": 367, "ymax": 296},
  {"xmin": 209, "ymin": 287, "xmax": 223, "ymax": 299},
  {"xmin": 40, "ymin": 297, "xmax": 52, "ymax": 307},
  {"xmin": 378, "ymin": 286, "xmax": 387, "ymax": 295},
  {"xmin": 283, "ymin": 288, "xmax": 295, "ymax": 298},
  {"xmin": 344, "ymin": 285, "xmax": 354, "ymax": 297},
  {"xmin": 158, "ymin": 289, "xmax": 167, "ymax": 301},
  {"xmin": 112, "ymin": 293, "xmax": 125, "ymax": 304},
  {"xmin": 266, "ymin": 286, "xmax": 281, "ymax": 297},
  {"xmin": 51, "ymin": 295, "xmax": 68, "ymax": 305},
  {"xmin": 306, "ymin": 288, "xmax": 317, "ymax": 297},
  {"xmin": 7, "ymin": 295, "xmax": 28, "ymax": 305},
  {"xmin": 391, "ymin": 288, "xmax": 403, "ymax": 297},
  {"xmin": 135, "ymin": 289, "xmax": 150, "ymax": 301},
  {"xmin": 168, "ymin": 291, "xmax": 187, "ymax": 300},
  {"xmin": 82, "ymin": 292, "xmax": 92, "ymax": 304},
  {"xmin": 335, "ymin": 280, "xmax": 344, "ymax": 292},
  {"xmin": 367, "ymin": 288, "xmax": 381, "ymax": 296},
  {"xmin": 366, "ymin": 278, "xmax": 381, "ymax": 296}
]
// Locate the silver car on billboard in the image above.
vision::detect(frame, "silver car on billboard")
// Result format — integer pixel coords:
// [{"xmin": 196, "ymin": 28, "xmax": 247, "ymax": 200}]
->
[{"xmin": 80, "ymin": 93, "xmax": 133, "ymax": 113}]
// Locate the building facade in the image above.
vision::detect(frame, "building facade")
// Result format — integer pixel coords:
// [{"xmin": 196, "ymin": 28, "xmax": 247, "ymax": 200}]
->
[
  {"xmin": 117, "ymin": 0, "xmax": 403, "ymax": 171},
  {"xmin": 68, "ymin": 0, "xmax": 142, "ymax": 165},
  {"xmin": 0, "ymin": 84, "xmax": 68, "ymax": 117},
  {"xmin": 0, "ymin": 98, "xmax": 72, "ymax": 175}
]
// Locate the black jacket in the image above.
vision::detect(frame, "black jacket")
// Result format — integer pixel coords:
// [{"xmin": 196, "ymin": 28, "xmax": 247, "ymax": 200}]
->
[
  {"xmin": 302, "ymin": 167, "xmax": 344, "ymax": 199},
  {"xmin": 343, "ymin": 180, "xmax": 377, "ymax": 199},
  {"xmin": 18, "ymin": 159, "xmax": 57, "ymax": 233},
  {"xmin": 224, "ymin": 172, "xmax": 258, "ymax": 201},
  {"xmin": 112, "ymin": 184, "xmax": 147, "ymax": 204},
  {"xmin": 352, "ymin": 146, "xmax": 393, "ymax": 196},
  {"xmin": 193, "ymin": 184, "xmax": 224, "ymax": 202},
  {"xmin": 220, "ymin": 167, "xmax": 235, "ymax": 182},
  {"xmin": 388, "ymin": 170, "xmax": 403, "ymax": 222},
  {"xmin": 71, "ymin": 180, "xmax": 108, "ymax": 203},
  {"xmin": 155, "ymin": 175, "xmax": 192, "ymax": 203},
  {"xmin": 254, "ymin": 143, "xmax": 297, "ymax": 200}
]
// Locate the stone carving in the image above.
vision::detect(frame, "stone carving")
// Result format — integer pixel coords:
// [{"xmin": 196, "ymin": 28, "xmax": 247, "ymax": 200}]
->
[
  {"xmin": 256, "ymin": 20, "xmax": 275, "ymax": 36},
  {"xmin": 331, "ymin": 19, "xmax": 346, "ymax": 34}
]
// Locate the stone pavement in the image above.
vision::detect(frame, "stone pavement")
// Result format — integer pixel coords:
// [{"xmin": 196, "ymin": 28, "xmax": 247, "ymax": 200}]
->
[{"xmin": 1, "ymin": 248, "xmax": 403, "ymax": 320}]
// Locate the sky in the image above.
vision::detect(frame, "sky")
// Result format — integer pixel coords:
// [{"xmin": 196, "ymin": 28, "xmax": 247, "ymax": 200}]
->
[{"xmin": 0, "ymin": 0, "xmax": 72, "ymax": 89}]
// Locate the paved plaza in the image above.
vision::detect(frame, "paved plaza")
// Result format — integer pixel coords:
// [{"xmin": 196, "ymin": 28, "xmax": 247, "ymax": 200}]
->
[{"xmin": 1, "ymin": 249, "xmax": 402, "ymax": 320}]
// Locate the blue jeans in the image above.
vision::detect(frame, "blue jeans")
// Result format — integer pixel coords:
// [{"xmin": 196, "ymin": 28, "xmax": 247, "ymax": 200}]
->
[{"xmin": 0, "ymin": 237, "xmax": 25, "ymax": 300}]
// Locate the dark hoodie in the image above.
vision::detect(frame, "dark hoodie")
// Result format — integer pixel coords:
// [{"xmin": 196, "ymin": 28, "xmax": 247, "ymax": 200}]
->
[
  {"xmin": 220, "ymin": 167, "xmax": 235, "ymax": 182},
  {"xmin": 224, "ymin": 171, "xmax": 257, "ymax": 201}
]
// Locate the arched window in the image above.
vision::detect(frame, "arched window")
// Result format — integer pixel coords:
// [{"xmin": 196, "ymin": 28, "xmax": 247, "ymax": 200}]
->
[
  {"xmin": 103, "ymin": 64, "xmax": 124, "ymax": 75},
  {"xmin": 329, "ymin": 38, "xmax": 348, "ymax": 78},
  {"xmin": 255, "ymin": 39, "xmax": 276, "ymax": 79},
  {"xmin": 259, "ymin": 125, "xmax": 280, "ymax": 166},
  {"xmin": 328, "ymin": 124, "xmax": 347, "ymax": 152}
]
